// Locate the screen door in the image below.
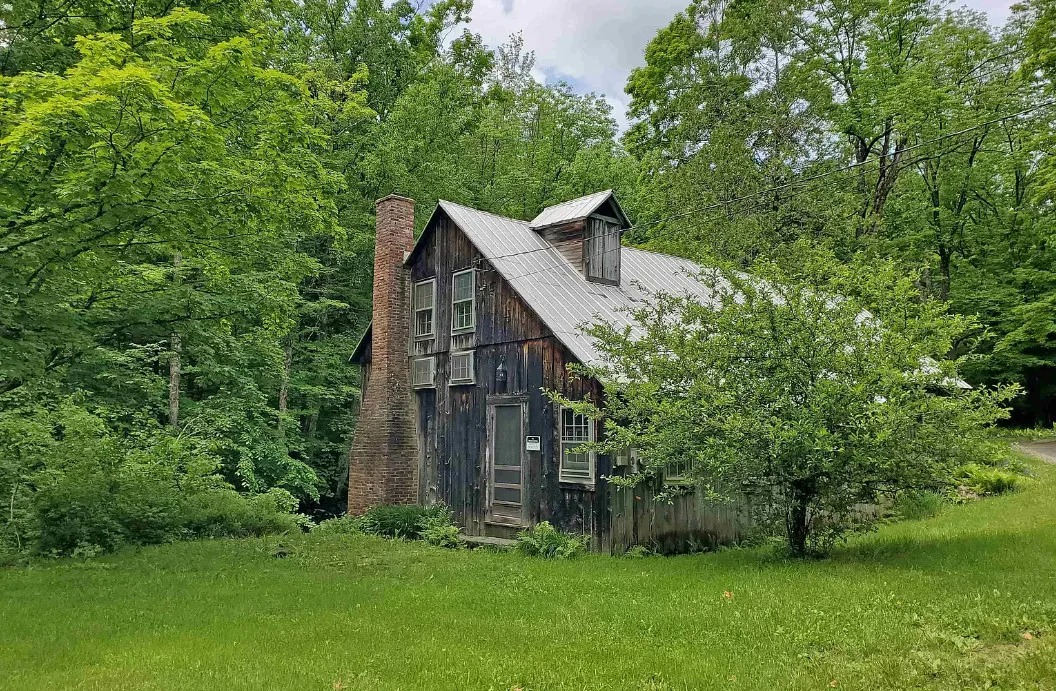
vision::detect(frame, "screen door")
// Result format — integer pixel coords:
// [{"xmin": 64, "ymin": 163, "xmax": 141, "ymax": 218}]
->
[{"xmin": 488, "ymin": 403, "xmax": 524, "ymax": 525}]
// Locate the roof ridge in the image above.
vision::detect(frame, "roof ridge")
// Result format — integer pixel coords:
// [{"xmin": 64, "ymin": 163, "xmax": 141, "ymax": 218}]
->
[
  {"xmin": 538, "ymin": 189, "xmax": 613, "ymax": 211},
  {"xmin": 438, "ymin": 199, "xmax": 529, "ymax": 226}
]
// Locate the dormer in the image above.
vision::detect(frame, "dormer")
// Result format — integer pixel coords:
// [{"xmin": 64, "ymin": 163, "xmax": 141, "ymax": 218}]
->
[{"xmin": 530, "ymin": 190, "xmax": 630, "ymax": 285}]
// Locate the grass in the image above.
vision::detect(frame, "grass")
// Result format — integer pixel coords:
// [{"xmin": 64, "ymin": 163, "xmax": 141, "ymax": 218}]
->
[{"xmin": 3, "ymin": 462, "xmax": 1056, "ymax": 690}]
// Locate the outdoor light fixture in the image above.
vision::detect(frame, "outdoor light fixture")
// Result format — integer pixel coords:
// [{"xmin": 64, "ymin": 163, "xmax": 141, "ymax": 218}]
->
[{"xmin": 495, "ymin": 355, "xmax": 508, "ymax": 393}]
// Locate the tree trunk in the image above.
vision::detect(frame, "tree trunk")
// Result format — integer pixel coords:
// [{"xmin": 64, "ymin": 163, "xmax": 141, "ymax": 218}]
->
[
  {"xmin": 168, "ymin": 252, "xmax": 182, "ymax": 428},
  {"xmin": 278, "ymin": 335, "xmax": 293, "ymax": 414},
  {"xmin": 786, "ymin": 484, "xmax": 813, "ymax": 557},
  {"xmin": 277, "ymin": 334, "xmax": 294, "ymax": 436}
]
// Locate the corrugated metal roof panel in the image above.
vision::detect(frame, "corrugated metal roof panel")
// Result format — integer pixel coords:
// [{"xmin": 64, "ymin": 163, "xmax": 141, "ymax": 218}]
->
[
  {"xmin": 439, "ymin": 200, "xmax": 717, "ymax": 367},
  {"xmin": 529, "ymin": 190, "xmax": 615, "ymax": 230}
]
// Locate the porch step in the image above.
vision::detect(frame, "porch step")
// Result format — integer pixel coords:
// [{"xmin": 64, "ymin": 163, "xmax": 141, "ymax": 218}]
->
[{"xmin": 460, "ymin": 534, "xmax": 517, "ymax": 550}]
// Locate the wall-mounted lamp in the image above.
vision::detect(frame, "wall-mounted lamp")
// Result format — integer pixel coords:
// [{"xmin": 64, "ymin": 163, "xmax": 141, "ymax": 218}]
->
[{"xmin": 495, "ymin": 355, "xmax": 508, "ymax": 393}]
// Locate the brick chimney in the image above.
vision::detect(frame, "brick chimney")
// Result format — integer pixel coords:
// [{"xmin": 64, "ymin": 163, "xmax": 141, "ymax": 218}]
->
[{"xmin": 347, "ymin": 195, "xmax": 419, "ymax": 514}]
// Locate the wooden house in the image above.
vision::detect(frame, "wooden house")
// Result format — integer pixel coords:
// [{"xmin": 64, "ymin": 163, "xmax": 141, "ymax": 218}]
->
[{"xmin": 348, "ymin": 192, "xmax": 746, "ymax": 552}]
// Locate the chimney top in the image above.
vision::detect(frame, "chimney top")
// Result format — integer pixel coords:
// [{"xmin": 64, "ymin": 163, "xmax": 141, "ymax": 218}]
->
[{"xmin": 375, "ymin": 194, "xmax": 415, "ymax": 206}]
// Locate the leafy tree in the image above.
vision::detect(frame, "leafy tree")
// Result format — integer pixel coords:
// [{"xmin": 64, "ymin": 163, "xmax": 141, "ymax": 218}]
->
[
  {"xmin": 557, "ymin": 249, "xmax": 1016, "ymax": 555},
  {"xmin": 627, "ymin": 0, "xmax": 1056, "ymax": 425},
  {"xmin": 0, "ymin": 11, "xmax": 342, "ymax": 497}
]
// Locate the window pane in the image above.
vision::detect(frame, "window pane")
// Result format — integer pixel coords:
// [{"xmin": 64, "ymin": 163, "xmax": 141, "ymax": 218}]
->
[
  {"xmin": 415, "ymin": 310, "xmax": 433, "ymax": 337},
  {"xmin": 494, "ymin": 405, "xmax": 521, "ymax": 467},
  {"xmin": 451, "ymin": 353, "xmax": 472, "ymax": 382},
  {"xmin": 495, "ymin": 468, "xmax": 521, "ymax": 485},
  {"xmin": 561, "ymin": 409, "xmax": 590, "ymax": 442},
  {"xmin": 412, "ymin": 358, "xmax": 433, "ymax": 386},
  {"xmin": 414, "ymin": 282, "xmax": 433, "ymax": 310},
  {"xmin": 453, "ymin": 272, "xmax": 473, "ymax": 301},
  {"xmin": 494, "ymin": 486, "xmax": 521, "ymax": 504},
  {"xmin": 562, "ymin": 446, "xmax": 591, "ymax": 473},
  {"xmin": 453, "ymin": 302, "xmax": 473, "ymax": 330}
]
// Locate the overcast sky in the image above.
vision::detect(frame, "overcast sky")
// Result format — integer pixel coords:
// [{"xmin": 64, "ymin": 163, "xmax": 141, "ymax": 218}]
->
[{"xmin": 462, "ymin": 0, "xmax": 1017, "ymax": 130}]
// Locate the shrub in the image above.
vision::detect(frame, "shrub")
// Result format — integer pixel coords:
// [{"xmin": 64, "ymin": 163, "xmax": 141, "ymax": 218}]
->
[
  {"xmin": 957, "ymin": 464, "xmax": 1028, "ymax": 496},
  {"xmin": 359, "ymin": 504, "xmax": 430, "ymax": 539},
  {"xmin": 418, "ymin": 504, "xmax": 462, "ymax": 548},
  {"xmin": 182, "ymin": 488, "xmax": 306, "ymax": 539},
  {"xmin": 0, "ymin": 402, "xmax": 313, "ymax": 557},
  {"xmin": 515, "ymin": 521, "xmax": 589, "ymax": 559},
  {"xmin": 312, "ymin": 515, "xmax": 366, "ymax": 535},
  {"xmin": 892, "ymin": 490, "xmax": 945, "ymax": 520}
]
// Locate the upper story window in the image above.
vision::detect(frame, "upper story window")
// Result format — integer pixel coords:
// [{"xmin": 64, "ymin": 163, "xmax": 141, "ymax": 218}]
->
[
  {"xmin": 413, "ymin": 279, "xmax": 436, "ymax": 340},
  {"xmin": 451, "ymin": 269, "xmax": 475, "ymax": 334},
  {"xmin": 559, "ymin": 407, "xmax": 595, "ymax": 484}
]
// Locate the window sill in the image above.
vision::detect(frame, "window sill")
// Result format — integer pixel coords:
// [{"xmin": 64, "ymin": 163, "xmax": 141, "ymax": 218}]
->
[
  {"xmin": 412, "ymin": 384, "xmax": 436, "ymax": 390},
  {"xmin": 413, "ymin": 335, "xmax": 435, "ymax": 341},
  {"xmin": 559, "ymin": 480, "xmax": 596, "ymax": 492},
  {"xmin": 449, "ymin": 380, "xmax": 475, "ymax": 387}
]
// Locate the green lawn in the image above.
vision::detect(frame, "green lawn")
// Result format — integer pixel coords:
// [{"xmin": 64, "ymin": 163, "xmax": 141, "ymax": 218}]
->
[{"xmin": 3, "ymin": 462, "xmax": 1056, "ymax": 690}]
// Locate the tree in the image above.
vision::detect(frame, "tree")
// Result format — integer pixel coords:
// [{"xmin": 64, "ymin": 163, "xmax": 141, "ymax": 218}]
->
[
  {"xmin": 556, "ymin": 248, "xmax": 1016, "ymax": 555},
  {"xmin": 0, "ymin": 11, "xmax": 342, "ymax": 497}
]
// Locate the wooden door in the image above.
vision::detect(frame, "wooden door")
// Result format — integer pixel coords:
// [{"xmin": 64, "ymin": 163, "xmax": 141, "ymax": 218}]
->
[{"xmin": 487, "ymin": 401, "xmax": 526, "ymax": 526}]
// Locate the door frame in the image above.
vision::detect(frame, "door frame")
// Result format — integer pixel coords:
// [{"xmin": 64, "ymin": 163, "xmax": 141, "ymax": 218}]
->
[{"xmin": 485, "ymin": 394, "xmax": 528, "ymax": 527}]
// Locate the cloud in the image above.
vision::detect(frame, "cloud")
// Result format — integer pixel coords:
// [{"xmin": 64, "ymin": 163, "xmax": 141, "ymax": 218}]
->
[
  {"xmin": 465, "ymin": 0, "xmax": 1016, "ymax": 132},
  {"xmin": 467, "ymin": 0, "xmax": 687, "ymax": 130}
]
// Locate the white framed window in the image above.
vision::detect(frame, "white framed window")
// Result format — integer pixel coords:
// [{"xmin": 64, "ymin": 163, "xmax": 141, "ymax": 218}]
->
[
  {"xmin": 451, "ymin": 269, "xmax": 475, "ymax": 333},
  {"xmin": 411, "ymin": 356, "xmax": 435, "ymax": 388},
  {"xmin": 559, "ymin": 407, "xmax": 595, "ymax": 484},
  {"xmin": 449, "ymin": 351, "xmax": 474, "ymax": 385},
  {"xmin": 413, "ymin": 279, "xmax": 436, "ymax": 340},
  {"xmin": 666, "ymin": 458, "xmax": 692, "ymax": 483}
]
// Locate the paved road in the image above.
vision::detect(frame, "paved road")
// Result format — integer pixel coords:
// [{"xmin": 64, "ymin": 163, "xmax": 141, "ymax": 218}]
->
[{"xmin": 1017, "ymin": 440, "xmax": 1056, "ymax": 464}]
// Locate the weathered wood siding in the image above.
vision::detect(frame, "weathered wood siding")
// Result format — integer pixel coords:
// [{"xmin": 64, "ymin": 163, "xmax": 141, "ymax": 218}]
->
[
  {"xmin": 584, "ymin": 216, "xmax": 621, "ymax": 285},
  {"xmin": 605, "ymin": 478, "xmax": 751, "ymax": 554},
  {"xmin": 407, "ymin": 209, "xmax": 608, "ymax": 540},
  {"xmin": 405, "ymin": 206, "xmax": 747, "ymax": 552},
  {"xmin": 537, "ymin": 219, "xmax": 586, "ymax": 272}
]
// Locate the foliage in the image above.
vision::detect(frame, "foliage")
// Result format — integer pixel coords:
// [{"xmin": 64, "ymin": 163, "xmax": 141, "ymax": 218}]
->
[
  {"xmin": 0, "ymin": 399, "xmax": 306, "ymax": 557},
  {"xmin": 417, "ymin": 504, "xmax": 462, "ymax": 549},
  {"xmin": 340, "ymin": 503, "xmax": 460, "ymax": 547},
  {"xmin": 311, "ymin": 515, "xmax": 366, "ymax": 535},
  {"xmin": 892, "ymin": 491, "xmax": 945, "ymax": 521},
  {"xmin": 557, "ymin": 249, "xmax": 1017, "ymax": 556},
  {"xmin": 956, "ymin": 464, "xmax": 1030, "ymax": 496},
  {"xmin": 514, "ymin": 521, "xmax": 589, "ymax": 559},
  {"xmin": 626, "ymin": 0, "xmax": 1056, "ymax": 426},
  {"xmin": 357, "ymin": 504, "xmax": 429, "ymax": 539}
]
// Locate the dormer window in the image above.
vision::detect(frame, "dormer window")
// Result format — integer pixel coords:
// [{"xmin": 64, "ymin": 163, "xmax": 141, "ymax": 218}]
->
[{"xmin": 529, "ymin": 190, "xmax": 629, "ymax": 286}]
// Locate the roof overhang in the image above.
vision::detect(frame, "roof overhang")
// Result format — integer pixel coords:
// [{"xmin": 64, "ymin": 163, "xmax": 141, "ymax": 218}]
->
[
  {"xmin": 529, "ymin": 189, "xmax": 631, "ymax": 232},
  {"xmin": 349, "ymin": 323, "xmax": 372, "ymax": 364}
]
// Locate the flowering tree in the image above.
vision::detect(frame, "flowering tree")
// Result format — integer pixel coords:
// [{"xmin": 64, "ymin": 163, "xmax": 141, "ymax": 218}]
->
[{"xmin": 557, "ymin": 251, "xmax": 1017, "ymax": 556}]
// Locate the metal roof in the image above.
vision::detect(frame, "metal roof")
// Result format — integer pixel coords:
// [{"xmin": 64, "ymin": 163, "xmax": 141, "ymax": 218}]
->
[
  {"xmin": 529, "ymin": 190, "xmax": 620, "ymax": 230},
  {"xmin": 439, "ymin": 200, "xmax": 718, "ymax": 367}
]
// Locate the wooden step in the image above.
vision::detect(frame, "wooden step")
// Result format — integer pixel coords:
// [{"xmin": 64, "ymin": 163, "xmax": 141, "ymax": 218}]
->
[{"xmin": 459, "ymin": 534, "xmax": 517, "ymax": 550}]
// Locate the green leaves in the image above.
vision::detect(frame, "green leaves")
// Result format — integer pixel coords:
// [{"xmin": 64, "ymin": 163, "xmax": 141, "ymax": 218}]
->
[{"xmin": 573, "ymin": 250, "xmax": 1017, "ymax": 555}]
